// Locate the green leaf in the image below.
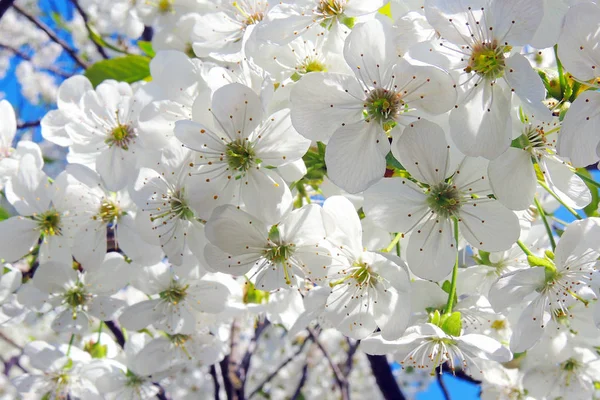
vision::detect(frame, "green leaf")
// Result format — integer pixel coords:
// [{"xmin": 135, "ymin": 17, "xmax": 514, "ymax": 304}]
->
[
  {"xmin": 430, "ymin": 309, "xmax": 441, "ymax": 326},
  {"xmin": 441, "ymin": 312, "xmax": 462, "ymax": 337},
  {"xmin": 578, "ymin": 168, "xmax": 600, "ymax": 217},
  {"xmin": 0, "ymin": 207, "xmax": 9, "ymax": 221},
  {"xmin": 137, "ymin": 41, "xmax": 156, "ymax": 58},
  {"xmin": 84, "ymin": 55, "xmax": 151, "ymax": 88}
]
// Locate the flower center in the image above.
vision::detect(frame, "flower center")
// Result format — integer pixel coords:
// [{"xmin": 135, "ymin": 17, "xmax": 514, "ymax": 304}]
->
[
  {"xmin": 466, "ymin": 40, "xmax": 508, "ymax": 80},
  {"xmin": 157, "ymin": 0, "xmax": 173, "ymax": 13},
  {"xmin": 63, "ymin": 283, "xmax": 89, "ymax": 309},
  {"xmin": 264, "ymin": 225, "xmax": 296, "ymax": 285},
  {"xmin": 365, "ymin": 88, "xmax": 403, "ymax": 125},
  {"xmin": 302, "ymin": 59, "xmax": 327, "ymax": 74},
  {"xmin": 232, "ymin": 2, "xmax": 265, "ymax": 26},
  {"xmin": 226, "ymin": 139, "xmax": 256, "ymax": 172},
  {"xmin": 426, "ymin": 182, "xmax": 462, "ymax": 218},
  {"xmin": 169, "ymin": 333, "xmax": 191, "ymax": 347},
  {"xmin": 350, "ymin": 262, "xmax": 378, "ymax": 287},
  {"xmin": 160, "ymin": 282, "xmax": 189, "ymax": 305},
  {"xmin": 106, "ymin": 124, "xmax": 134, "ymax": 150},
  {"xmin": 95, "ymin": 198, "xmax": 122, "ymax": 224},
  {"xmin": 317, "ymin": 0, "xmax": 345, "ymax": 17},
  {"xmin": 36, "ymin": 209, "xmax": 62, "ymax": 236},
  {"xmin": 169, "ymin": 189, "xmax": 194, "ymax": 220}
]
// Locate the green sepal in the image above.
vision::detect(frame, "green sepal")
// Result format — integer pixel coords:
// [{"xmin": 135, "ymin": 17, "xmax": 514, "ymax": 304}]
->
[{"xmin": 440, "ymin": 312, "xmax": 462, "ymax": 337}]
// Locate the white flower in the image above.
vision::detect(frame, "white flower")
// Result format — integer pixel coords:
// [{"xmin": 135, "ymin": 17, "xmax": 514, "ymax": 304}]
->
[
  {"xmin": 119, "ymin": 262, "xmax": 230, "ymax": 334},
  {"xmin": 489, "ymin": 110, "xmax": 591, "ymax": 210},
  {"xmin": 0, "ymin": 155, "xmax": 77, "ymax": 265},
  {"xmin": 12, "ymin": 341, "xmax": 102, "ymax": 399},
  {"xmin": 364, "ymin": 119, "xmax": 520, "ymax": 281},
  {"xmin": 291, "ymin": 18, "xmax": 456, "ymax": 193},
  {"xmin": 361, "ymin": 323, "xmax": 512, "ymax": 378},
  {"xmin": 489, "ymin": 218, "xmax": 600, "ymax": 352},
  {"xmin": 175, "ymin": 82, "xmax": 310, "ymax": 224},
  {"xmin": 320, "ymin": 196, "xmax": 412, "ymax": 340},
  {"xmin": 423, "ymin": 0, "xmax": 548, "ymax": 159},
  {"xmin": 29, "ymin": 254, "xmax": 129, "ymax": 334},
  {"xmin": 204, "ymin": 204, "xmax": 332, "ymax": 290}
]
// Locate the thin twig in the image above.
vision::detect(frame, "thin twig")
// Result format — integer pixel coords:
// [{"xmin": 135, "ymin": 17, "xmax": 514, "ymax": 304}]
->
[
  {"xmin": 343, "ymin": 338, "xmax": 360, "ymax": 377},
  {"xmin": 237, "ymin": 318, "xmax": 269, "ymax": 390},
  {"xmin": 0, "ymin": 0, "xmax": 15, "ymax": 20},
  {"xmin": 440, "ymin": 363, "xmax": 481, "ymax": 384},
  {"xmin": 437, "ymin": 373, "xmax": 451, "ymax": 400},
  {"xmin": 0, "ymin": 44, "xmax": 71, "ymax": 77},
  {"xmin": 69, "ymin": 0, "xmax": 109, "ymax": 59},
  {"xmin": 307, "ymin": 327, "xmax": 349, "ymax": 400},
  {"xmin": 17, "ymin": 120, "xmax": 41, "ymax": 130},
  {"xmin": 210, "ymin": 365, "xmax": 221, "ymax": 400},
  {"xmin": 0, "ymin": 330, "xmax": 22, "ymax": 349},
  {"xmin": 104, "ymin": 320, "xmax": 125, "ymax": 348},
  {"xmin": 291, "ymin": 360, "xmax": 309, "ymax": 400},
  {"xmin": 366, "ymin": 355, "xmax": 406, "ymax": 400},
  {"xmin": 12, "ymin": 4, "xmax": 88, "ymax": 69},
  {"xmin": 248, "ymin": 337, "xmax": 312, "ymax": 399}
]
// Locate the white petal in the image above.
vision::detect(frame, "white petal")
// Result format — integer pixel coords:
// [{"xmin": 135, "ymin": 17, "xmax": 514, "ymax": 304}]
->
[
  {"xmin": 557, "ymin": 91, "xmax": 600, "ymax": 167},
  {"xmin": 322, "ymin": 196, "xmax": 363, "ymax": 254},
  {"xmin": 450, "ymin": 84, "xmax": 512, "ymax": 160},
  {"xmin": 488, "ymin": 147, "xmax": 536, "ymax": 210},
  {"xmin": 459, "ymin": 201, "xmax": 520, "ymax": 252},
  {"xmin": 88, "ymin": 296, "xmax": 127, "ymax": 321},
  {"xmin": 363, "ymin": 177, "xmax": 429, "ymax": 233},
  {"xmin": 557, "ymin": 2, "xmax": 600, "ymax": 81},
  {"xmin": 392, "ymin": 119, "xmax": 451, "ymax": 185},
  {"xmin": 488, "ymin": 268, "xmax": 545, "ymax": 311},
  {"xmin": 211, "ymin": 83, "xmax": 263, "ymax": 139},
  {"xmin": 0, "ymin": 100, "xmax": 16, "ymax": 146},
  {"xmin": 253, "ymin": 109, "xmax": 310, "ymax": 167},
  {"xmin": 0, "ymin": 217, "xmax": 39, "ymax": 263},
  {"xmin": 186, "ymin": 280, "xmax": 230, "ymax": 314},
  {"xmin": 406, "ymin": 218, "xmax": 456, "ymax": 281},
  {"xmin": 504, "ymin": 54, "xmax": 548, "ymax": 118},
  {"xmin": 540, "ymin": 157, "xmax": 591, "ymax": 210},
  {"xmin": 242, "ymin": 168, "xmax": 293, "ymax": 225},
  {"xmin": 510, "ymin": 299, "xmax": 549, "ymax": 352},
  {"xmin": 51, "ymin": 309, "xmax": 90, "ymax": 334},
  {"xmin": 118, "ymin": 299, "xmax": 163, "ymax": 331},
  {"xmin": 344, "ymin": 19, "xmax": 396, "ymax": 86},
  {"xmin": 32, "ymin": 262, "xmax": 77, "ymax": 294},
  {"xmin": 325, "ymin": 121, "xmax": 388, "ymax": 193},
  {"xmin": 459, "ymin": 334, "xmax": 512, "ymax": 363},
  {"xmin": 489, "ymin": 0, "xmax": 544, "ymax": 46},
  {"xmin": 290, "ymin": 72, "xmax": 364, "ymax": 142},
  {"xmin": 205, "ymin": 205, "xmax": 268, "ymax": 256},
  {"xmin": 96, "ymin": 147, "xmax": 135, "ymax": 192},
  {"xmin": 280, "ymin": 204, "xmax": 326, "ymax": 247}
]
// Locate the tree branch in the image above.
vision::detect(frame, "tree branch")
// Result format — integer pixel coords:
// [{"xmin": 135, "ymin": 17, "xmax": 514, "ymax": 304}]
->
[
  {"xmin": 291, "ymin": 360, "xmax": 309, "ymax": 400},
  {"xmin": 17, "ymin": 120, "xmax": 41, "ymax": 130},
  {"xmin": 210, "ymin": 365, "xmax": 221, "ymax": 400},
  {"xmin": 104, "ymin": 320, "xmax": 125, "ymax": 348},
  {"xmin": 0, "ymin": 0, "xmax": 15, "ymax": 20},
  {"xmin": 0, "ymin": 44, "xmax": 71, "ymax": 77},
  {"xmin": 437, "ymin": 373, "xmax": 451, "ymax": 400},
  {"xmin": 12, "ymin": 4, "xmax": 88, "ymax": 69},
  {"xmin": 69, "ymin": 0, "xmax": 109, "ymax": 59},
  {"xmin": 248, "ymin": 337, "xmax": 312, "ymax": 399},
  {"xmin": 307, "ymin": 327, "xmax": 349, "ymax": 400},
  {"xmin": 367, "ymin": 355, "xmax": 406, "ymax": 400}
]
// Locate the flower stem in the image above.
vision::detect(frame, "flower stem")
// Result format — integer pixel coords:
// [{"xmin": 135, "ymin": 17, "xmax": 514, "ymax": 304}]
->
[
  {"xmin": 516, "ymin": 240, "xmax": 534, "ymax": 257},
  {"xmin": 66, "ymin": 334, "xmax": 75, "ymax": 357},
  {"xmin": 384, "ymin": 232, "xmax": 403, "ymax": 253},
  {"xmin": 444, "ymin": 219, "xmax": 460, "ymax": 315},
  {"xmin": 97, "ymin": 321, "xmax": 103, "ymax": 343},
  {"xmin": 534, "ymin": 196, "xmax": 557, "ymax": 251},
  {"xmin": 538, "ymin": 180, "xmax": 582, "ymax": 220}
]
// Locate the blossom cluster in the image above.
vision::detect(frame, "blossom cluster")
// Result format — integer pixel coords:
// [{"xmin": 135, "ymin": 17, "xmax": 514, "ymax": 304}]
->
[{"xmin": 2, "ymin": 0, "xmax": 600, "ymax": 399}]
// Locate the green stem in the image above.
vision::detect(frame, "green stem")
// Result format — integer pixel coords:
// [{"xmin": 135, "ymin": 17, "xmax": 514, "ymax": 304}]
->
[
  {"xmin": 534, "ymin": 197, "xmax": 557, "ymax": 250},
  {"xmin": 66, "ymin": 334, "xmax": 75, "ymax": 357},
  {"xmin": 554, "ymin": 44, "xmax": 566, "ymax": 98},
  {"xmin": 575, "ymin": 171, "xmax": 600, "ymax": 189},
  {"xmin": 384, "ymin": 232, "xmax": 403, "ymax": 253},
  {"xmin": 516, "ymin": 240, "xmax": 534, "ymax": 257},
  {"xmin": 538, "ymin": 180, "xmax": 582, "ymax": 220},
  {"xmin": 97, "ymin": 321, "xmax": 103, "ymax": 343},
  {"xmin": 444, "ymin": 219, "xmax": 460, "ymax": 315}
]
